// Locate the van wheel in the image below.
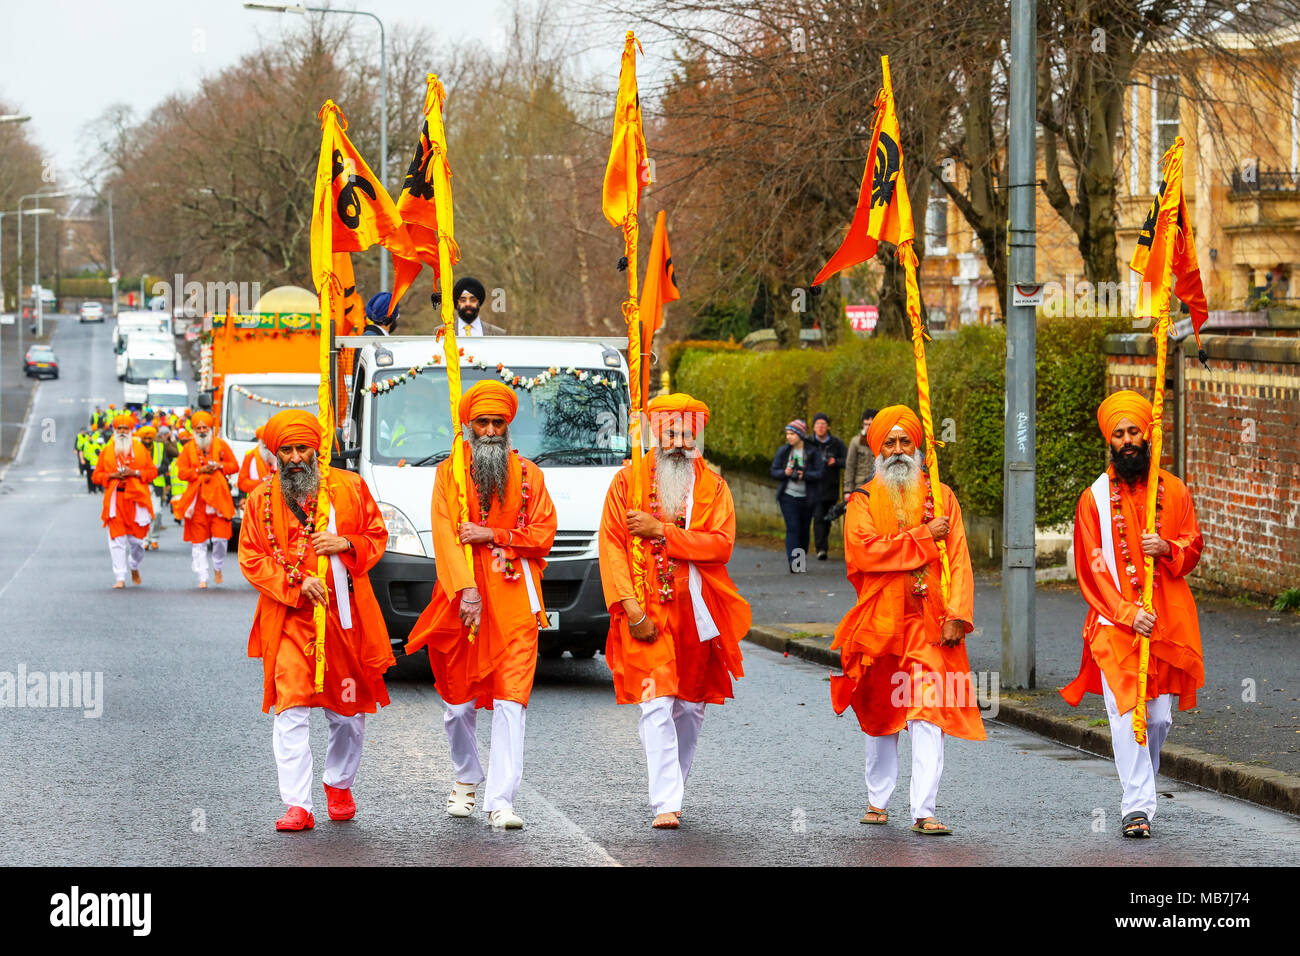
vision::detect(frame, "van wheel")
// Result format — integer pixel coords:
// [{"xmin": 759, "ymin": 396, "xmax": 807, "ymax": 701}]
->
[
  {"xmin": 539, "ymin": 646, "xmax": 564, "ymax": 660},
  {"xmin": 569, "ymin": 647, "xmax": 597, "ymax": 660}
]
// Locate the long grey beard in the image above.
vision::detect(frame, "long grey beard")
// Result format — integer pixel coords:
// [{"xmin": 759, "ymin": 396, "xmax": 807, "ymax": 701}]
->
[
  {"xmin": 875, "ymin": 449, "xmax": 924, "ymax": 494},
  {"xmin": 113, "ymin": 435, "xmax": 132, "ymax": 457},
  {"xmin": 470, "ymin": 429, "xmax": 511, "ymax": 515},
  {"xmin": 196, "ymin": 434, "xmax": 213, "ymax": 453},
  {"xmin": 280, "ymin": 456, "xmax": 320, "ymax": 504},
  {"xmin": 655, "ymin": 447, "xmax": 695, "ymax": 517}
]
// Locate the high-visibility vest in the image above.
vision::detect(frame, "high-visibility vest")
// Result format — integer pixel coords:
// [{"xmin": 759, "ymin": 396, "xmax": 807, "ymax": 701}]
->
[
  {"xmin": 148, "ymin": 442, "xmax": 166, "ymax": 487},
  {"xmin": 85, "ymin": 437, "xmax": 106, "ymax": 467}
]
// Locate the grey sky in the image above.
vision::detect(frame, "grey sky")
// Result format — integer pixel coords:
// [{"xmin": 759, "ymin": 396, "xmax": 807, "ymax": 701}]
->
[{"xmin": 0, "ymin": 0, "xmax": 643, "ymax": 178}]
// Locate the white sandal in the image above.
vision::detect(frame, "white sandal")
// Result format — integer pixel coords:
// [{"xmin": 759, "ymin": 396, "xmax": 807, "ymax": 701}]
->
[{"xmin": 446, "ymin": 781, "xmax": 478, "ymax": 817}]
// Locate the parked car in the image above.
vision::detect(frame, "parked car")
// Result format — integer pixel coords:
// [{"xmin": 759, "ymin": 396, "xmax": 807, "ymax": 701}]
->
[
  {"xmin": 24, "ymin": 345, "xmax": 59, "ymax": 379},
  {"xmin": 79, "ymin": 302, "xmax": 104, "ymax": 323}
]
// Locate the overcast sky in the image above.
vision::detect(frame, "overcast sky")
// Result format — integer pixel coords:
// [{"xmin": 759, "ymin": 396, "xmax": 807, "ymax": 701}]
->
[{"xmin": 0, "ymin": 0, "xmax": 644, "ymax": 178}]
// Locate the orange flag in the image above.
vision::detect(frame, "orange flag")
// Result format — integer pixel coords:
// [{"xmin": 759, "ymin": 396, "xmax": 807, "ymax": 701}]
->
[
  {"xmin": 1130, "ymin": 136, "xmax": 1209, "ymax": 360},
  {"xmin": 639, "ymin": 210, "xmax": 678, "ymax": 397},
  {"xmin": 602, "ymin": 32, "xmax": 648, "ymax": 228},
  {"xmin": 333, "ymin": 252, "xmax": 365, "ymax": 335},
  {"xmin": 812, "ymin": 61, "xmax": 914, "ymax": 287},
  {"xmin": 389, "ymin": 76, "xmax": 461, "ymax": 314},
  {"xmin": 309, "ymin": 100, "xmax": 415, "ymax": 303}
]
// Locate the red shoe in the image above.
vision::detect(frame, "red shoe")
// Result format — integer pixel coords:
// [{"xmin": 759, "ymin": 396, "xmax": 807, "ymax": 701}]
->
[
  {"xmin": 275, "ymin": 806, "xmax": 315, "ymax": 831},
  {"xmin": 324, "ymin": 784, "xmax": 356, "ymax": 821}
]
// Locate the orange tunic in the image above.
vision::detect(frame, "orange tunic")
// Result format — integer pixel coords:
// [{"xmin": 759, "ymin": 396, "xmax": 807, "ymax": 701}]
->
[
  {"xmin": 176, "ymin": 439, "xmax": 239, "ymax": 543},
  {"xmin": 830, "ymin": 476, "xmax": 985, "ymax": 741},
  {"xmin": 239, "ymin": 470, "xmax": 394, "ymax": 715},
  {"xmin": 406, "ymin": 444, "xmax": 558, "ymax": 708},
  {"xmin": 237, "ymin": 447, "xmax": 275, "ymax": 495},
  {"xmin": 1060, "ymin": 467, "xmax": 1204, "ymax": 715},
  {"xmin": 598, "ymin": 453, "xmax": 749, "ymax": 706},
  {"xmin": 92, "ymin": 441, "xmax": 158, "ymax": 539}
]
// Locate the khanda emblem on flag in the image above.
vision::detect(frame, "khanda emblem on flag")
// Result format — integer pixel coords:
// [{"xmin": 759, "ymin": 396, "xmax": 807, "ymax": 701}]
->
[
  {"xmin": 870, "ymin": 131, "xmax": 901, "ymax": 209},
  {"xmin": 1135, "ymin": 176, "xmax": 1187, "ymax": 252},
  {"xmin": 332, "ymin": 150, "xmax": 378, "ymax": 229},
  {"xmin": 401, "ymin": 121, "xmax": 437, "ymax": 203}
]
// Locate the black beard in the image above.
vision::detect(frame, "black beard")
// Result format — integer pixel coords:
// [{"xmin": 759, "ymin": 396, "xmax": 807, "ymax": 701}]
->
[
  {"xmin": 457, "ymin": 304, "xmax": 479, "ymax": 323},
  {"xmin": 1111, "ymin": 441, "xmax": 1151, "ymax": 484}
]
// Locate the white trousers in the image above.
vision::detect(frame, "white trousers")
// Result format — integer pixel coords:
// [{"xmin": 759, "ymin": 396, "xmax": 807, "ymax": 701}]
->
[
  {"xmin": 107, "ymin": 531, "xmax": 145, "ymax": 582},
  {"xmin": 638, "ymin": 696, "xmax": 706, "ymax": 815},
  {"xmin": 443, "ymin": 699, "xmax": 526, "ymax": 813},
  {"xmin": 1100, "ymin": 671, "xmax": 1174, "ymax": 818},
  {"xmin": 272, "ymin": 706, "xmax": 366, "ymax": 813},
  {"xmin": 864, "ymin": 720, "xmax": 945, "ymax": 821},
  {"xmin": 191, "ymin": 538, "xmax": 229, "ymax": 582}
]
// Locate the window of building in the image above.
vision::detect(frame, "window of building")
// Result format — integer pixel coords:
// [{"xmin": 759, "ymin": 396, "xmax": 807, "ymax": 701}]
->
[
  {"xmin": 925, "ymin": 182, "xmax": 948, "ymax": 255},
  {"xmin": 1151, "ymin": 76, "xmax": 1179, "ymax": 193},
  {"xmin": 1130, "ymin": 84, "xmax": 1140, "ymax": 194}
]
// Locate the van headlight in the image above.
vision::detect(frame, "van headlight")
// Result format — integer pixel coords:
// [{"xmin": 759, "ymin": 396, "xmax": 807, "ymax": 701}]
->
[{"xmin": 376, "ymin": 502, "xmax": 425, "ymax": 556}]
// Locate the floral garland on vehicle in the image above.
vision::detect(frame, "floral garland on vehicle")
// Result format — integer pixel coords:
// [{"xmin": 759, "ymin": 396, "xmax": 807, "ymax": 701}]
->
[
  {"xmin": 264, "ymin": 486, "xmax": 316, "ymax": 587},
  {"xmin": 1111, "ymin": 476, "xmax": 1165, "ymax": 592},
  {"xmin": 231, "ymin": 384, "xmax": 318, "ymax": 408},
  {"xmin": 367, "ymin": 348, "xmax": 621, "ymax": 396}
]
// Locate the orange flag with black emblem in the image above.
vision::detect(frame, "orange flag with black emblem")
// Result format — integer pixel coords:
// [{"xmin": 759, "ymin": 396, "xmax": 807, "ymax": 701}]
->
[
  {"xmin": 639, "ymin": 210, "xmax": 678, "ymax": 398},
  {"xmin": 812, "ymin": 60, "xmax": 914, "ymax": 286},
  {"xmin": 602, "ymin": 32, "xmax": 648, "ymax": 228},
  {"xmin": 388, "ymin": 75, "xmax": 461, "ymax": 314},
  {"xmin": 1130, "ymin": 136, "xmax": 1209, "ymax": 358}
]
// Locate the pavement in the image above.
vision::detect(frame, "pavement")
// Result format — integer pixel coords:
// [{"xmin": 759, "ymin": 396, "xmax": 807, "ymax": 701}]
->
[
  {"xmin": 0, "ymin": 316, "xmax": 1297, "ymax": 866},
  {"xmin": 0, "ymin": 313, "xmax": 57, "ymax": 464},
  {"xmin": 732, "ymin": 533, "xmax": 1300, "ymax": 813}
]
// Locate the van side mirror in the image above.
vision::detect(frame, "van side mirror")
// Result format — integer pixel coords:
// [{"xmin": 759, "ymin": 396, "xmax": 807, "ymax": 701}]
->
[{"xmin": 197, "ymin": 392, "xmax": 213, "ymax": 410}]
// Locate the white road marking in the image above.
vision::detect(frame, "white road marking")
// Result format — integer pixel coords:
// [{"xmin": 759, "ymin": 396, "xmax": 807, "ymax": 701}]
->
[
  {"xmin": 516, "ymin": 781, "xmax": 623, "ymax": 867},
  {"xmin": 0, "ymin": 510, "xmax": 59, "ymax": 600}
]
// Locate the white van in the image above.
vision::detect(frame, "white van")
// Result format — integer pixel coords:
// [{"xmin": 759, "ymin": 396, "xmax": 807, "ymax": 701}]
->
[
  {"xmin": 219, "ymin": 372, "xmax": 321, "ymax": 474},
  {"xmin": 122, "ymin": 338, "xmax": 182, "ymax": 408},
  {"xmin": 114, "ymin": 310, "xmax": 171, "ymax": 353},
  {"xmin": 336, "ymin": 335, "xmax": 631, "ymax": 660}
]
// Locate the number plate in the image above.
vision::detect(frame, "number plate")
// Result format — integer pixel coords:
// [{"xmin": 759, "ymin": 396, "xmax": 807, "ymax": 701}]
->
[{"xmin": 541, "ymin": 612, "xmax": 559, "ymax": 632}]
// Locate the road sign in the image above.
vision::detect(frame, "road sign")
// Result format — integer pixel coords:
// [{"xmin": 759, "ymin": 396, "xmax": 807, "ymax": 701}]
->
[
  {"xmin": 0, "ymin": 314, "xmax": 14, "ymax": 325},
  {"xmin": 846, "ymin": 304, "xmax": 879, "ymax": 332},
  {"xmin": 1012, "ymin": 283, "xmax": 1044, "ymax": 307}
]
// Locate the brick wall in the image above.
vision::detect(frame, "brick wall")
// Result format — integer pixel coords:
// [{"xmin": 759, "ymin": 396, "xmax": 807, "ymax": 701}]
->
[{"xmin": 1105, "ymin": 333, "xmax": 1300, "ymax": 596}]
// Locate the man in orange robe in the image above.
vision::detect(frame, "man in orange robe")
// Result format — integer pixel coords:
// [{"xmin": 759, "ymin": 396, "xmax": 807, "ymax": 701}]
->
[
  {"xmin": 1061, "ymin": 390, "xmax": 1204, "ymax": 838},
  {"xmin": 407, "ymin": 380, "xmax": 558, "ymax": 830},
  {"xmin": 239, "ymin": 409, "xmax": 394, "ymax": 831},
  {"xmin": 237, "ymin": 425, "xmax": 277, "ymax": 494},
  {"xmin": 176, "ymin": 410, "xmax": 239, "ymax": 588},
  {"xmin": 830, "ymin": 405, "xmax": 983, "ymax": 835},
  {"xmin": 598, "ymin": 393, "xmax": 749, "ymax": 829},
  {"xmin": 92, "ymin": 413, "xmax": 158, "ymax": 588}
]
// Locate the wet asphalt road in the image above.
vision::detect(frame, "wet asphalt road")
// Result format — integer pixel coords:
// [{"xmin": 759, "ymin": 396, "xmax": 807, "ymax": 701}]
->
[{"xmin": 0, "ymin": 317, "xmax": 1297, "ymax": 866}]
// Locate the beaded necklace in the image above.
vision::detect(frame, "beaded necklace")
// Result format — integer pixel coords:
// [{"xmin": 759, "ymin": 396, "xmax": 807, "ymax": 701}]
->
[
  {"xmin": 647, "ymin": 461, "xmax": 689, "ymax": 602},
  {"xmin": 264, "ymin": 479, "xmax": 317, "ymax": 588},
  {"xmin": 1110, "ymin": 474, "xmax": 1165, "ymax": 592}
]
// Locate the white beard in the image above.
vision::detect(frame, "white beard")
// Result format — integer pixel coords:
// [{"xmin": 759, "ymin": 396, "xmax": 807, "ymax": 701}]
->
[
  {"xmin": 113, "ymin": 435, "xmax": 132, "ymax": 458},
  {"xmin": 469, "ymin": 428, "xmax": 512, "ymax": 515},
  {"xmin": 196, "ymin": 433, "xmax": 212, "ymax": 453},
  {"xmin": 876, "ymin": 449, "xmax": 924, "ymax": 494},
  {"xmin": 258, "ymin": 441, "xmax": 274, "ymax": 467},
  {"xmin": 655, "ymin": 448, "xmax": 695, "ymax": 517}
]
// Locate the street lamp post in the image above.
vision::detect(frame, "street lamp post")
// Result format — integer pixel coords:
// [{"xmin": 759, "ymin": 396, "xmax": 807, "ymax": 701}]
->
[
  {"xmin": 243, "ymin": 2, "xmax": 389, "ymax": 291},
  {"xmin": 17, "ymin": 190, "xmax": 71, "ymax": 351}
]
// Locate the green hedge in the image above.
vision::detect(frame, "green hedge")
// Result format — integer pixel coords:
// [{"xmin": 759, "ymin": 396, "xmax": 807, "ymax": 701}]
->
[{"xmin": 675, "ymin": 317, "xmax": 1125, "ymax": 526}]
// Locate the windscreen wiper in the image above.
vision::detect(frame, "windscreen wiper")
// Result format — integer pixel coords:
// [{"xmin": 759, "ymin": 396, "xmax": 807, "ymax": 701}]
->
[
  {"xmin": 410, "ymin": 450, "xmax": 452, "ymax": 467},
  {"xmin": 530, "ymin": 447, "xmax": 611, "ymax": 465}
]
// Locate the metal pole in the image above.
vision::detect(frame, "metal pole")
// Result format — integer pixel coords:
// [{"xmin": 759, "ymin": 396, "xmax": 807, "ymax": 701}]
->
[
  {"xmin": 0, "ymin": 212, "xmax": 6, "ymax": 313},
  {"xmin": 35, "ymin": 210, "xmax": 42, "ymax": 339},
  {"xmin": 108, "ymin": 192, "xmax": 118, "ymax": 316},
  {"xmin": 16, "ymin": 201, "xmax": 23, "ymax": 354},
  {"xmin": 1002, "ymin": 0, "xmax": 1037, "ymax": 689}
]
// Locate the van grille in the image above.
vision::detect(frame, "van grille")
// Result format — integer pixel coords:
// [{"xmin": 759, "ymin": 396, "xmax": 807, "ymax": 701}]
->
[{"xmin": 549, "ymin": 531, "xmax": 596, "ymax": 560}]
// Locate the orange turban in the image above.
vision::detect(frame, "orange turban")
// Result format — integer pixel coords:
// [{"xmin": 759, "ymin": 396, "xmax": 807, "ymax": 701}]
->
[
  {"xmin": 647, "ymin": 392, "xmax": 710, "ymax": 434},
  {"xmin": 1097, "ymin": 390, "xmax": 1153, "ymax": 439},
  {"xmin": 262, "ymin": 409, "xmax": 323, "ymax": 454},
  {"xmin": 191, "ymin": 411, "xmax": 215, "ymax": 429},
  {"xmin": 459, "ymin": 380, "xmax": 518, "ymax": 424},
  {"xmin": 255, "ymin": 425, "xmax": 265, "ymax": 442},
  {"xmin": 865, "ymin": 405, "xmax": 922, "ymax": 456},
  {"xmin": 112, "ymin": 413, "xmax": 134, "ymax": 429},
  {"xmin": 136, "ymin": 426, "xmax": 157, "ymax": 439}
]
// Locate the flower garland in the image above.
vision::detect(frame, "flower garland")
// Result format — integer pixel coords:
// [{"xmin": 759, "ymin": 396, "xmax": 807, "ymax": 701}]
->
[
  {"xmin": 911, "ymin": 476, "xmax": 937, "ymax": 598},
  {"xmin": 367, "ymin": 347, "xmax": 620, "ymax": 396},
  {"xmin": 486, "ymin": 456, "xmax": 531, "ymax": 582},
  {"xmin": 231, "ymin": 384, "xmax": 318, "ymax": 408},
  {"xmin": 1111, "ymin": 476, "xmax": 1165, "ymax": 592},
  {"xmin": 647, "ymin": 463, "xmax": 688, "ymax": 602},
  {"xmin": 263, "ymin": 485, "xmax": 316, "ymax": 587}
]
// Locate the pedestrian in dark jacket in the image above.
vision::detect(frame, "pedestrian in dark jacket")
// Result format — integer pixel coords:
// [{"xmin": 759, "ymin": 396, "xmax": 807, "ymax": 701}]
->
[
  {"xmin": 770, "ymin": 419, "xmax": 824, "ymax": 571},
  {"xmin": 361, "ymin": 292, "xmax": 399, "ymax": 336},
  {"xmin": 808, "ymin": 412, "xmax": 848, "ymax": 559}
]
